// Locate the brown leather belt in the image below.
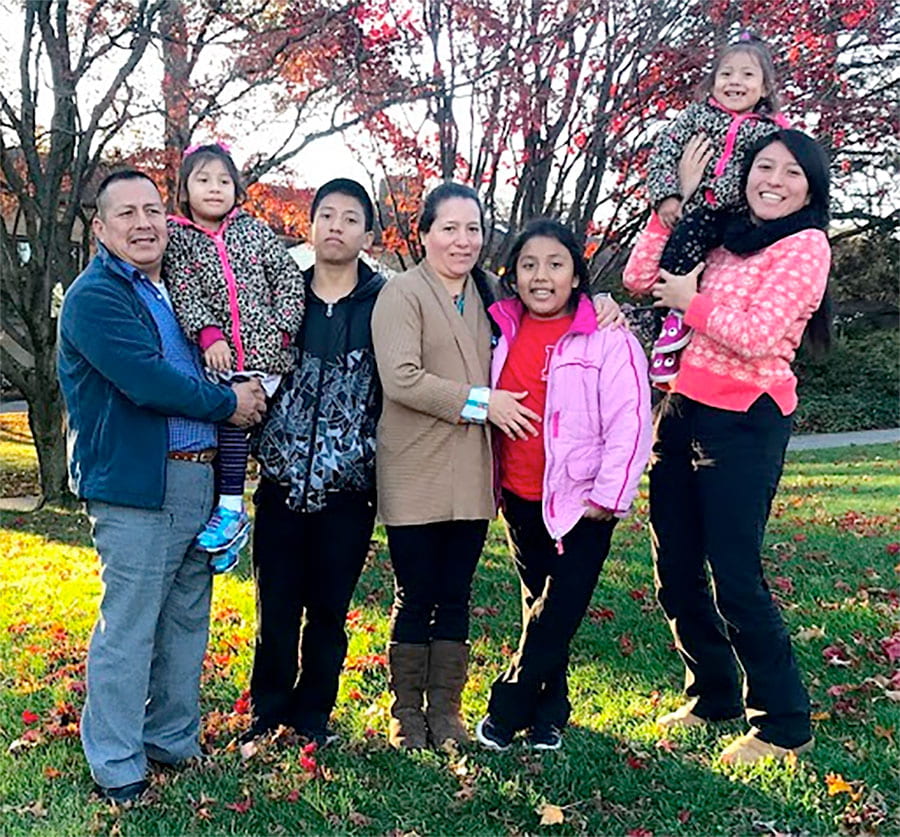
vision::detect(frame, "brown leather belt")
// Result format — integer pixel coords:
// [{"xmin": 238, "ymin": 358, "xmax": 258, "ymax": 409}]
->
[{"xmin": 167, "ymin": 448, "xmax": 217, "ymax": 464}]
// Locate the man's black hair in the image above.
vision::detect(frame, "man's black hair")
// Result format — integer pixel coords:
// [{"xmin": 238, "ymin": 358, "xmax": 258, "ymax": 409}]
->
[{"xmin": 95, "ymin": 170, "xmax": 160, "ymax": 218}]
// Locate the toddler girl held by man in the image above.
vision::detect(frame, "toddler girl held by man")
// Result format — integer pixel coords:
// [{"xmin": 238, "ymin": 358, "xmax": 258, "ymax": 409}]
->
[{"xmin": 164, "ymin": 143, "xmax": 305, "ymax": 572}]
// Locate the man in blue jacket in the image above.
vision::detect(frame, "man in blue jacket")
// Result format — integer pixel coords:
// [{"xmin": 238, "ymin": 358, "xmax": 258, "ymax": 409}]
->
[{"xmin": 58, "ymin": 170, "xmax": 266, "ymax": 802}]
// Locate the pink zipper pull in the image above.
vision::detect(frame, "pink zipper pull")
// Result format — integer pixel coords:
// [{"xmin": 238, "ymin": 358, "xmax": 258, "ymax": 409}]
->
[{"xmin": 556, "ymin": 539, "xmax": 564, "ymax": 555}]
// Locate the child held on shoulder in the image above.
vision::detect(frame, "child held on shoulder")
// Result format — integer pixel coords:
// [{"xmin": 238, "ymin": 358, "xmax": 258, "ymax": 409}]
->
[
  {"xmin": 645, "ymin": 32, "xmax": 788, "ymax": 386},
  {"xmin": 164, "ymin": 142, "xmax": 305, "ymax": 573},
  {"xmin": 475, "ymin": 219, "xmax": 651, "ymax": 752}
]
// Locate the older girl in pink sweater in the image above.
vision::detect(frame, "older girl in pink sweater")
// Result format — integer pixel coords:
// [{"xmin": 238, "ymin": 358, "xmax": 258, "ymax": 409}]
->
[{"xmin": 623, "ymin": 129, "xmax": 831, "ymax": 765}]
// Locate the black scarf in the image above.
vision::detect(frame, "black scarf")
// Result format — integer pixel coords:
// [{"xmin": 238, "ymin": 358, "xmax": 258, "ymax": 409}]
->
[{"xmin": 722, "ymin": 207, "xmax": 827, "ymax": 255}]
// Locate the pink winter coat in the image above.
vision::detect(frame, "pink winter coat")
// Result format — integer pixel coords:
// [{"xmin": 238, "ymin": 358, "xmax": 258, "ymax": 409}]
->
[{"xmin": 489, "ymin": 295, "xmax": 652, "ymax": 543}]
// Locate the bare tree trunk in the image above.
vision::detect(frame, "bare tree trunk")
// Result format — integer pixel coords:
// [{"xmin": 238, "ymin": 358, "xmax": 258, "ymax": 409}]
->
[{"xmin": 26, "ymin": 355, "xmax": 69, "ymax": 506}]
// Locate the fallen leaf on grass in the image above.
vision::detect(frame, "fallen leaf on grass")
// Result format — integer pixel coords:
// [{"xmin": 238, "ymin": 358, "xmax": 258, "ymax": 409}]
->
[
  {"xmin": 873, "ymin": 725, "xmax": 894, "ymax": 745},
  {"xmin": 677, "ymin": 809, "xmax": 692, "ymax": 824},
  {"xmin": 42, "ymin": 766, "xmax": 61, "ymax": 779},
  {"xmin": 538, "ymin": 803, "xmax": 565, "ymax": 826},
  {"xmin": 618, "ymin": 634, "xmax": 634, "ymax": 656},
  {"xmin": 795, "ymin": 625, "xmax": 825, "ymax": 642},
  {"xmin": 825, "ymin": 773, "xmax": 863, "ymax": 801},
  {"xmin": 772, "ymin": 576, "xmax": 794, "ymax": 594},
  {"xmin": 880, "ymin": 632, "xmax": 900, "ymax": 663},
  {"xmin": 225, "ymin": 795, "xmax": 253, "ymax": 814},
  {"xmin": 627, "ymin": 829, "xmax": 653, "ymax": 837},
  {"xmin": 348, "ymin": 811, "xmax": 372, "ymax": 827}
]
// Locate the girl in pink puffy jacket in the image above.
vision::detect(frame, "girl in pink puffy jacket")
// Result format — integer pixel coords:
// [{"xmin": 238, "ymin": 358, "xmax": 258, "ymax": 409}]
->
[{"xmin": 475, "ymin": 219, "xmax": 651, "ymax": 752}]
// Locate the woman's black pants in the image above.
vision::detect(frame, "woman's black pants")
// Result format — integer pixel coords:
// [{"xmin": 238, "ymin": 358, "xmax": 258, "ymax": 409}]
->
[
  {"xmin": 249, "ymin": 479, "xmax": 375, "ymax": 735},
  {"xmin": 487, "ymin": 491, "xmax": 616, "ymax": 734},
  {"xmin": 387, "ymin": 520, "xmax": 488, "ymax": 644},
  {"xmin": 649, "ymin": 393, "xmax": 811, "ymax": 747}
]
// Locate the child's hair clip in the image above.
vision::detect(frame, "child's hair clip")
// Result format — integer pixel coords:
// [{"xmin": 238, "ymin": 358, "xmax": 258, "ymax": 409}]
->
[
  {"xmin": 182, "ymin": 140, "xmax": 232, "ymax": 159},
  {"xmin": 736, "ymin": 29, "xmax": 761, "ymax": 43}
]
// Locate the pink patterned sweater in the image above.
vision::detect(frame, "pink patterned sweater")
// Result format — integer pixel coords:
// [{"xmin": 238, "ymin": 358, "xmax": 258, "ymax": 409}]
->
[{"xmin": 623, "ymin": 213, "xmax": 830, "ymax": 414}]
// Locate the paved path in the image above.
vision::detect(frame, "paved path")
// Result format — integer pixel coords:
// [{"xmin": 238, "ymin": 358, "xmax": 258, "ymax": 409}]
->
[{"xmin": 787, "ymin": 427, "xmax": 900, "ymax": 451}]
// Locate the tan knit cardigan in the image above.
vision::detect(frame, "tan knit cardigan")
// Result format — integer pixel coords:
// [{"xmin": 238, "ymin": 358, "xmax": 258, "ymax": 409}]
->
[{"xmin": 372, "ymin": 261, "xmax": 494, "ymax": 526}]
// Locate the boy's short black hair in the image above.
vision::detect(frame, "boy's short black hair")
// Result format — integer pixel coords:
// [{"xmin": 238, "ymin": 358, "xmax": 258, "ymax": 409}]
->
[{"xmin": 311, "ymin": 178, "xmax": 375, "ymax": 231}]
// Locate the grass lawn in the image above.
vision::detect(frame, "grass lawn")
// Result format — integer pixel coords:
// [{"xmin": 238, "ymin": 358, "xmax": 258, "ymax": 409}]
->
[{"xmin": 0, "ymin": 414, "xmax": 897, "ymax": 835}]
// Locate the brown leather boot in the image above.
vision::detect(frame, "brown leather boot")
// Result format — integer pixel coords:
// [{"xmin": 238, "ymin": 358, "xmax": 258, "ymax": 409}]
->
[
  {"xmin": 387, "ymin": 643, "xmax": 429, "ymax": 749},
  {"xmin": 425, "ymin": 640, "xmax": 470, "ymax": 746}
]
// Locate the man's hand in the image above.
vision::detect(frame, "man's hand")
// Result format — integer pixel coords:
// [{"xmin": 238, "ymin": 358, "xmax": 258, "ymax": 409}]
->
[
  {"xmin": 657, "ymin": 197, "xmax": 682, "ymax": 230},
  {"xmin": 228, "ymin": 379, "xmax": 267, "ymax": 428},
  {"xmin": 204, "ymin": 339, "xmax": 233, "ymax": 372}
]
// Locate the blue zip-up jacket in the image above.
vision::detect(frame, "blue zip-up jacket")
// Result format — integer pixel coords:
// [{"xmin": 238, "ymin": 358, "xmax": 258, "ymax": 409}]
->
[{"xmin": 58, "ymin": 248, "xmax": 237, "ymax": 510}]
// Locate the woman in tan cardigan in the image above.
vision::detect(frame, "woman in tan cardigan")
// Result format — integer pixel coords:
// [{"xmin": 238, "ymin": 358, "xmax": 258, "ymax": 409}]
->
[{"xmin": 372, "ymin": 183, "xmax": 541, "ymax": 750}]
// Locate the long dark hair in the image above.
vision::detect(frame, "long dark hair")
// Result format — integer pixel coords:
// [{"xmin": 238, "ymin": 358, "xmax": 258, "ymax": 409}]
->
[
  {"xmin": 742, "ymin": 130, "xmax": 833, "ymax": 356},
  {"xmin": 419, "ymin": 182, "xmax": 497, "ymax": 332},
  {"xmin": 503, "ymin": 219, "xmax": 589, "ymax": 312},
  {"xmin": 177, "ymin": 143, "xmax": 246, "ymax": 220}
]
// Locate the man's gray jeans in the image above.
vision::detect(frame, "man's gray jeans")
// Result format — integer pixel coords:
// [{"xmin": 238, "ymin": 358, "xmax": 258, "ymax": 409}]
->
[{"xmin": 81, "ymin": 460, "xmax": 214, "ymax": 788}]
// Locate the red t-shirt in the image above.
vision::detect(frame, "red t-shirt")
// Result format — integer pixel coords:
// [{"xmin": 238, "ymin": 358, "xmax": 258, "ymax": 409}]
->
[{"xmin": 497, "ymin": 313, "xmax": 573, "ymax": 501}]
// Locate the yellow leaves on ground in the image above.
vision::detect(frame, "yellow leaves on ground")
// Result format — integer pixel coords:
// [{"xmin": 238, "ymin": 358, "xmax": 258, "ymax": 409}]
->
[
  {"xmin": 538, "ymin": 802, "xmax": 565, "ymax": 826},
  {"xmin": 825, "ymin": 772, "xmax": 863, "ymax": 802}
]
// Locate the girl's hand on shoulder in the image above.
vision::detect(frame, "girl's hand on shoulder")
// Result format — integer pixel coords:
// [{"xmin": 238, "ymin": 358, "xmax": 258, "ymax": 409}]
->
[
  {"xmin": 657, "ymin": 197, "xmax": 683, "ymax": 230},
  {"xmin": 204, "ymin": 339, "xmax": 233, "ymax": 372},
  {"xmin": 582, "ymin": 500, "xmax": 614, "ymax": 521},
  {"xmin": 593, "ymin": 294, "xmax": 627, "ymax": 329},
  {"xmin": 652, "ymin": 263, "xmax": 704, "ymax": 312},
  {"xmin": 488, "ymin": 390, "xmax": 541, "ymax": 440}
]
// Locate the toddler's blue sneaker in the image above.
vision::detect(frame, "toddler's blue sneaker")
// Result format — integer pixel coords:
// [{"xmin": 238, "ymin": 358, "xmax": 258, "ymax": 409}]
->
[
  {"xmin": 208, "ymin": 523, "xmax": 249, "ymax": 575},
  {"xmin": 196, "ymin": 506, "xmax": 250, "ymax": 553}
]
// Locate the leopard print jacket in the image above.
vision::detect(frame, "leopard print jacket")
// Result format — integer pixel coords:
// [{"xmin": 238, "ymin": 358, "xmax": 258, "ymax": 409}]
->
[
  {"xmin": 164, "ymin": 209, "xmax": 305, "ymax": 374},
  {"xmin": 647, "ymin": 100, "xmax": 784, "ymax": 215}
]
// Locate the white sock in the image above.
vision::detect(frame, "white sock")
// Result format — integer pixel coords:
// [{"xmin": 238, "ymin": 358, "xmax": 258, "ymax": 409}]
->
[{"xmin": 218, "ymin": 494, "xmax": 244, "ymax": 513}]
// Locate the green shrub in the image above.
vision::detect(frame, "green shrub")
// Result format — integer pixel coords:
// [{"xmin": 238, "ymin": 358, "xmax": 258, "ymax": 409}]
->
[{"xmin": 794, "ymin": 327, "xmax": 899, "ymax": 432}]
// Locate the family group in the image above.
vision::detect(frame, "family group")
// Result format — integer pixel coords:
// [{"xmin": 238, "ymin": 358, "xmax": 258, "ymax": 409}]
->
[{"xmin": 57, "ymin": 34, "xmax": 832, "ymax": 803}]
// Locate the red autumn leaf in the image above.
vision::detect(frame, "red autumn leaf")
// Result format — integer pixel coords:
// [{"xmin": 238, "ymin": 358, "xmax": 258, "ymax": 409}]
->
[
  {"xmin": 881, "ymin": 633, "xmax": 900, "ymax": 663},
  {"xmin": 628, "ymin": 588, "xmax": 647, "ymax": 601},
  {"xmin": 43, "ymin": 766, "xmax": 62, "ymax": 779},
  {"xmin": 21, "ymin": 710, "xmax": 39, "ymax": 725},
  {"xmin": 822, "ymin": 645, "xmax": 852, "ymax": 666},
  {"xmin": 285, "ymin": 789, "xmax": 300, "ymax": 802},
  {"xmin": 472, "ymin": 606, "xmax": 499, "ymax": 617},
  {"xmin": 233, "ymin": 696, "xmax": 250, "ymax": 714},
  {"xmin": 773, "ymin": 576, "xmax": 795, "ymax": 595},
  {"xmin": 885, "ymin": 542, "xmax": 900, "ymax": 555},
  {"xmin": 589, "ymin": 607, "xmax": 615, "ymax": 623},
  {"xmin": 347, "ymin": 688, "xmax": 364, "ymax": 700},
  {"xmin": 619, "ymin": 634, "xmax": 635, "ymax": 656},
  {"xmin": 655, "ymin": 738, "xmax": 677, "ymax": 752},
  {"xmin": 677, "ymin": 809, "xmax": 692, "ymax": 824},
  {"xmin": 628, "ymin": 829, "xmax": 654, "ymax": 837},
  {"xmin": 299, "ymin": 755, "xmax": 317, "ymax": 773},
  {"xmin": 626, "ymin": 754, "xmax": 647, "ymax": 769},
  {"xmin": 225, "ymin": 796, "xmax": 253, "ymax": 813},
  {"xmin": 792, "ymin": 533, "xmax": 807, "ymax": 542},
  {"xmin": 363, "ymin": 727, "xmax": 377, "ymax": 738},
  {"xmin": 302, "ymin": 741, "xmax": 318, "ymax": 755}
]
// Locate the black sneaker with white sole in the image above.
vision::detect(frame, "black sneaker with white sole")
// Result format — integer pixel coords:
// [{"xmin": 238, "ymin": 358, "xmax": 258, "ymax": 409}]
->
[
  {"xmin": 527, "ymin": 724, "xmax": 563, "ymax": 751},
  {"xmin": 475, "ymin": 716, "xmax": 513, "ymax": 751}
]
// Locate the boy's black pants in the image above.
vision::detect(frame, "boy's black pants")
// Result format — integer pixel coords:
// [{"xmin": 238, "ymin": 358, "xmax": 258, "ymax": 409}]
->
[
  {"xmin": 649, "ymin": 394, "xmax": 811, "ymax": 747},
  {"xmin": 249, "ymin": 478, "xmax": 375, "ymax": 735},
  {"xmin": 488, "ymin": 491, "xmax": 616, "ymax": 733}
]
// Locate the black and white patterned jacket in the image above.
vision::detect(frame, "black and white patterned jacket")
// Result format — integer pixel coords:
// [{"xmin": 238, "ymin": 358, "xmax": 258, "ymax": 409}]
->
[{"xmin": 251, "ymin": 261, "xmax": 385, "ymax": 512}]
